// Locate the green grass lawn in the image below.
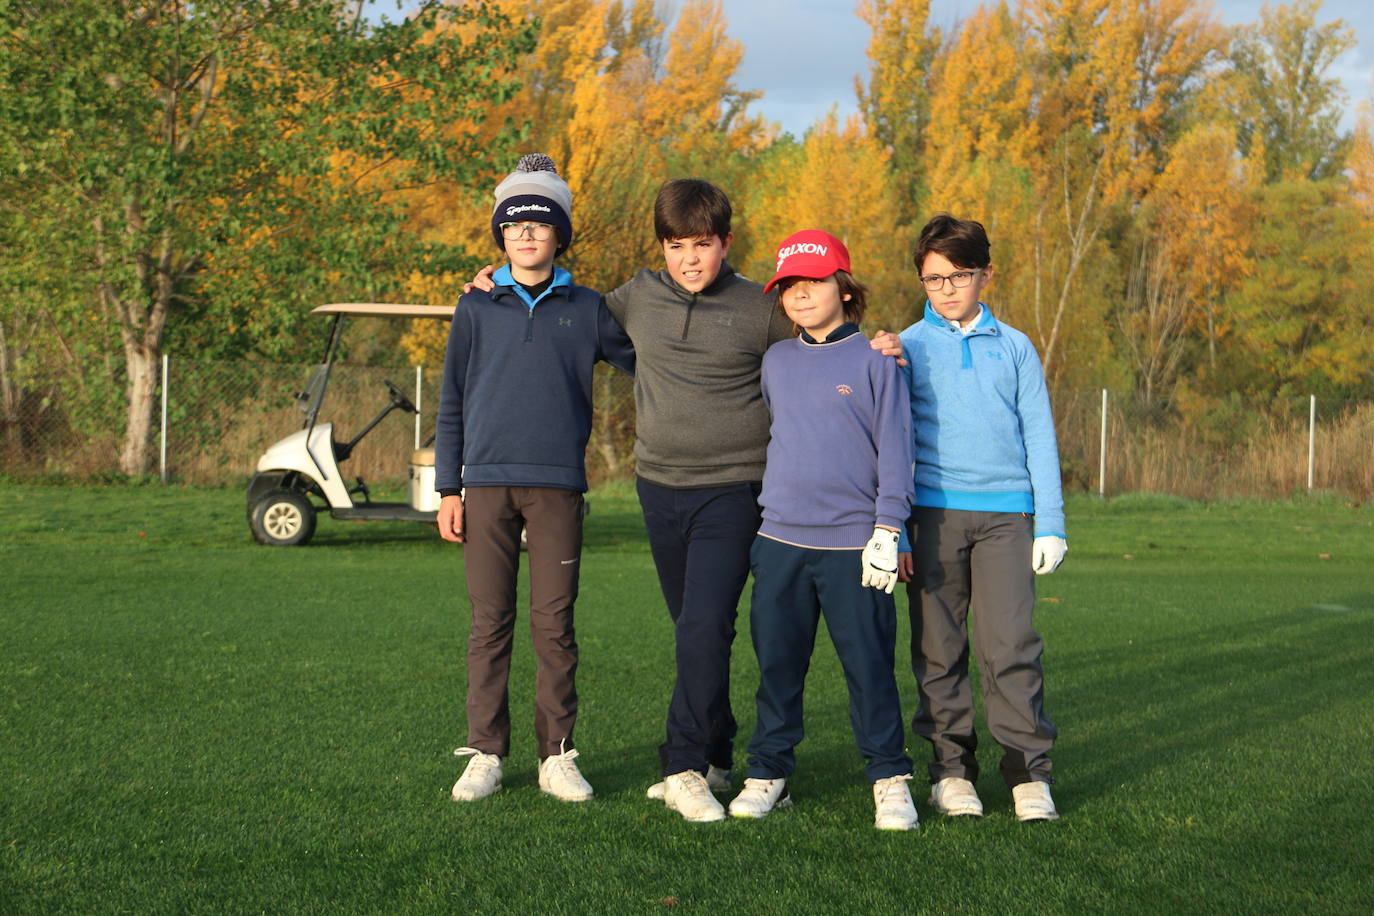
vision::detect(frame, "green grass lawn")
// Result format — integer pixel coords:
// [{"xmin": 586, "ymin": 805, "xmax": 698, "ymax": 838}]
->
[{"xmin": 2, "ymin": 482, "xmax": 1372, "ymax": 913}]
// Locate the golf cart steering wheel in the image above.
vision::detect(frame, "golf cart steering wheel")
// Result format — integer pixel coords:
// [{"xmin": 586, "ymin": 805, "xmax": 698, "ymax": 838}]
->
[{"xmin": 384, "ymin": 380, "xmax": 418, "ymax": 415}]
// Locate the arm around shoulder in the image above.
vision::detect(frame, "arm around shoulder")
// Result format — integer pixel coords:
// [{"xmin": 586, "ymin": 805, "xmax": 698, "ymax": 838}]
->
[{"xmin": 596, "ymin": 297, "xmax": 635, "ymax": 375}]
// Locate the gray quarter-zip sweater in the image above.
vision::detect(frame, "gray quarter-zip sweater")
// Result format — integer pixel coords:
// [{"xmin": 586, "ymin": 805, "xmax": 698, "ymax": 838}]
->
[{"xmin": 605, "ymin": 261, "xmax": 793, "ymax": 488}]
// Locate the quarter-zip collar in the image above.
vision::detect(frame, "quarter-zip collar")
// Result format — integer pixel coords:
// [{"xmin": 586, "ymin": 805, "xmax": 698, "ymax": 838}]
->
[
  {"xmin": 658, "ymin": 260, "xmax": 739, "ymax": 340},
  {"xmin": 493, "ymin": 263, "xmax": 573, "ymax": 310},
  {"xmin": 922, "ymin": 301, "xmax": 998, "ymax": 369}
]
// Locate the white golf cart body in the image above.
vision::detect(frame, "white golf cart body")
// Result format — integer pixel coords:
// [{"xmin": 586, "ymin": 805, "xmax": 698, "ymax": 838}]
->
[{"xmin": 247, "ymin": 302, "xmax": 454, "ymax": 545}]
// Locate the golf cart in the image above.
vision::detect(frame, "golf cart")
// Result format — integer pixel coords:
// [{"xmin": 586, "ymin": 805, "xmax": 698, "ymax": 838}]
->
[{"xmin": 247, "ymin": 302, "xmax": 453, "ymax": 546}]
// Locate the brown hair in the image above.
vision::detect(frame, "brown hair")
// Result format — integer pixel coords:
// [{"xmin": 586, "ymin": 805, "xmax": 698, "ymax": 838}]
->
[
  {"xmin": 776, "ymin": 270, "xmax": 869, "ymax": 334},
  {"xmin": 653, "ymin": 179, "xmax": 732, "ymax": 242},
  {"xmin": 914, "ymin": 213, "xmax": 991, "ymax": 271}
]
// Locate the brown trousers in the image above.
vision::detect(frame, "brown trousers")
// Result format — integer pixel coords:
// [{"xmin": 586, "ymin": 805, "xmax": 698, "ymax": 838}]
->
[{"xmin": 461, "ymin": 486, "xmax": 584, "ymax": 760}]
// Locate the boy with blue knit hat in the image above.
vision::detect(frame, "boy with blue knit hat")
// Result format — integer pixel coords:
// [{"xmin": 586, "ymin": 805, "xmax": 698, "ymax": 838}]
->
[
  {"xmin": 436, "ymin": 154, "xmax": 635, "ymax": 805},
  {"xmin": 896, "ymin": 213, "xmax": 1067, "ymax": 823}
]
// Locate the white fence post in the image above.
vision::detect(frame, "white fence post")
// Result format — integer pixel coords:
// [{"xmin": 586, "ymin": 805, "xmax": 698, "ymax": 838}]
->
[
  {"xmin": 1098, "ymin": 387, "xmax": 1108, "ymax": 498},
  {"xmin": 160, "ymin": 353, "xmax": 169, "ymax": 484},
  {"xmin": 1307, "ymin": 394, "xmax": 1316, "ymax": 491},
  {"xmin": 414, "ymin": 365, "xmax": 423, "ymax": 450}
]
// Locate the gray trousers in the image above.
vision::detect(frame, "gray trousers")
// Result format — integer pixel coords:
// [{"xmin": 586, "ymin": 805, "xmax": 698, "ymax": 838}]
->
[
  {"xmin": 462, "ymin": 486, "xmax": 583, "ymax": 760},
  {"xmin": 905, "ymin": 507, "xmax": 1056, "ymax": 787}
]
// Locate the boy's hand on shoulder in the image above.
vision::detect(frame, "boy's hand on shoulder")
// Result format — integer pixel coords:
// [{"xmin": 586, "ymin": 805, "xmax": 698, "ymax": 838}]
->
[
  {"xmin": 869, "ymin": 330, "xmax": 908, "ymax": 367},
  {"xmin": 437, "ymin": 494, "xmax": 465, "ymax": 543},
  {"xmin": 1032, "ymin": 536, "xmax": 1067, "ymax": 575},
  {"xmin": 463, "ymin": 264, "xmax": 497, "ymax": 295},
  {"xmin": 862, "ymin": 526, "xmax": 900, "ymax": 594}
]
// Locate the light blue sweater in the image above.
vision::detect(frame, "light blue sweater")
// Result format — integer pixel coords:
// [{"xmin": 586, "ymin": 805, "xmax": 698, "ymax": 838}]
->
[{"xmin": 897, "ymin": 302, "xmax": 1066, "ymax": 543}]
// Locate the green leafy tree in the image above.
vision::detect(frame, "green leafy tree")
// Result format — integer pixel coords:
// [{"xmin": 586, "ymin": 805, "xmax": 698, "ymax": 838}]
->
[
  {"xmin": 0, "ymin": 0, "xmax": 534, "ymax": 475},
  {"xmin": 856, "ymin": 0, "xmax": 940, "ymax": 212},
  {"xmin": 1222, "ymin": 178, "xmax": 1374, "ymax": 397},
  {"xmin": 1227, "ymin": 0, "xmax": 1356, "ymax": 181}
]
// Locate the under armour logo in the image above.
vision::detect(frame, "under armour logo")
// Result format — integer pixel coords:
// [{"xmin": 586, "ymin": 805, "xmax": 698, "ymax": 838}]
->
[
  {"xmin": 986, "ymin": 350, "xmax": 1003, "ymax": 360},
  {"xmin": 558, "ymin": 317, "xmax": 573, "ymax": 327}
]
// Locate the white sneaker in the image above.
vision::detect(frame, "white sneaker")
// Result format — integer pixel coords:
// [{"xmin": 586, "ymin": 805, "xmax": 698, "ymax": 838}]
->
[
  {"xmin": 873, "ymin": 774, "xmax": 919, "ymax": 830},
  {"xmin": 662, "ymin": 770, "xmax": 726, "ymax": 823},
  {"xmin": 646, "ymin": 764, "xmax": 731, "ymax": 800},
  {"xmin": 930, "ymin": 777, "xmax": 984, "ymax": 817},
  {"xmin": 1012, "ymin": 781, "xmax": 1060, "ymax": 822},
  {"xmin": 728, "ymin": 778, "xmax": 792, "ymax": 819},
  {"xmin": 451, "ymin": 747, "xmax": 502, "ymax": 802},
  {"xmin": 538, "ymin": 748, "xmax": 594, "ymax": 802}
]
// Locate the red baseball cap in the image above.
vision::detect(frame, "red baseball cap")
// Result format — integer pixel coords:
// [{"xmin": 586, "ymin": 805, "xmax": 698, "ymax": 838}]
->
[{"xmin": 763, "ymin": 229, "xmax": 851, "ymax": 293}]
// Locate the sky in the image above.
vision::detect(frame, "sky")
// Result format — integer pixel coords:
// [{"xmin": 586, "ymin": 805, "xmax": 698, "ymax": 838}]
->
[{"xmin": 721, "ymin": 0, "xmax": 1374, "ymax": 136}]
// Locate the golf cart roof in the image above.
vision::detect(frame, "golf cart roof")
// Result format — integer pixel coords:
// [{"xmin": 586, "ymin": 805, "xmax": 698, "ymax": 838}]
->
[{"xmin": 312, "ymin": 303, "xmax": 455, "ymax": 319}]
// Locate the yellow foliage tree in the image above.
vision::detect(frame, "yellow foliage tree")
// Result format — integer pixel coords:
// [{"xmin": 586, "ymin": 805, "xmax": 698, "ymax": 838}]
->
[
  {"xmin": 740, "ymin": 113, "xmax": 909, "ymax": 331},
  {"xmin": 1124, "ymin": 122, "xmax": 1259, "ymax": 397},
  {"xmin": 399, "ymin": 0, "xmax": 769, "ymax": 366}
]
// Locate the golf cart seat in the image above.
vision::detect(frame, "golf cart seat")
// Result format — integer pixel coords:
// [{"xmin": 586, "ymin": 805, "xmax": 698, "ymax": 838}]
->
[{"xmin": 411, "ymin": 448, "xmax": 435, "ymax": 466}]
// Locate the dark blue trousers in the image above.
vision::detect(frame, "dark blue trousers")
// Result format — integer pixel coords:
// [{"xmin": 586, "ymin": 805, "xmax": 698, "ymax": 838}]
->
[
  {"xmin": 746, "ymin": 535, "xmax": 912, "ymax": 784},
  {"xmin": 637, "ymin": 477, "xmax": 761, "ymax": 777}
]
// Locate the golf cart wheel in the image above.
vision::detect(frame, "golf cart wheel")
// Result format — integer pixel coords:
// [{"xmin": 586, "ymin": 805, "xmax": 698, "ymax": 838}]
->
[{"xmin": 250, "ymin": 489, "xmax": 317, "ymax": 546}]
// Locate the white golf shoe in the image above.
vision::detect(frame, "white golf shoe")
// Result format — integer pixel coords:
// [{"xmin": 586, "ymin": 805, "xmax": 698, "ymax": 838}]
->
[
  {"xmin": 646, "ymin": 764, "xmax": 731, "ymax": 800},
  {"xmin": 728, "ymin": 778, "xmax": 792, "ymax": 819},
  {"xmin": 1012, "ymin": 781, "xmax": 1060, "ymax": 822},
  {"xmin": 662, "ymin": 770, "xmax": 726, "ymax": 822},
  {"xmin": 538, "ymin": 748, "xmax": 594, "ymax": 802},
  {"xmin": 450, "ymin": 747, "xmax": 503, "ymax": 802},
  {"xmin": 929, "ymin": 777, "xmax": 984, "ymax": 817},
  {"xmin": 873, "ymin": 774, "xmax": 919, "ymax": 831}
]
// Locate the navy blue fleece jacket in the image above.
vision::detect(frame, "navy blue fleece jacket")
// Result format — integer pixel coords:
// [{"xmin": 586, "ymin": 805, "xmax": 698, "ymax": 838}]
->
[{"xmin": 434, "ymin": 265, "xmax": 635, "ymax": 493}]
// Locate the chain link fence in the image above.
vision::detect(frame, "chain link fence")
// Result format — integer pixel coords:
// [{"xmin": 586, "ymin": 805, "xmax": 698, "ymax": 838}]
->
[{"xmin": 2, "ymin": 355, "xmax": 1371, "ymax": 499}]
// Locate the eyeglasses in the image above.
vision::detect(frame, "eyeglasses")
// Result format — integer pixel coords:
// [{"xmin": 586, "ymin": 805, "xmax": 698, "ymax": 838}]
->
[
  {"xmin": 500, "ymin": 222, "xmax": 554, "ymax": 241},
  {"xmin": 919, "ymin": 268, "xmax": 981, "ymax": 291}
]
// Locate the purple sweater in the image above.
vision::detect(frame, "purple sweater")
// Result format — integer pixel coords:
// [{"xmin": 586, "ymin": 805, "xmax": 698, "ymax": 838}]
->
[{"xmin": 758, "ymin": 329, "xmax": 914, "ymax": 549}]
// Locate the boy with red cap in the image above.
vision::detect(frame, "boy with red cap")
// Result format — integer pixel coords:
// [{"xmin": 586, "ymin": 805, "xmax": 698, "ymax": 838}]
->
[{"xmin": 726, "ymin": 230, "xmax": 919, "ymax": 830}]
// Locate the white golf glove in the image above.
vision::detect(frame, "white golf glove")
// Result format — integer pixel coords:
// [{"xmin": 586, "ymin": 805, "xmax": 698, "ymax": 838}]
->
[
  {"xmin": 1032, "ymin": 535, "xmax": 1068, "ymax": 575},
  {"xmin": 861, "ymin": 527, "xmax": 900, "ymax": 594}
]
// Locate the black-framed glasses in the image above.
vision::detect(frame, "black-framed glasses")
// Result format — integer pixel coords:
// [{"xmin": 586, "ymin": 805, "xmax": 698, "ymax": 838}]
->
[
  {"xmin": 919, "ymin": 268, "xmax": 981, "ymax": 291},
  {"xmin": 500, "ymin": 222, "xmax": 554, "ymax": 241}
]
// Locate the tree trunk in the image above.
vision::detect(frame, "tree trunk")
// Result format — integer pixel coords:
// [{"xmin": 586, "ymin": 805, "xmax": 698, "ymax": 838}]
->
[
  {"xmin": 0, "ymin": 319, "xmax": 22, "ymax": 455},
  {"xmin": 119, "ymin": 341, "xmax": 159, "ymax": 476}
]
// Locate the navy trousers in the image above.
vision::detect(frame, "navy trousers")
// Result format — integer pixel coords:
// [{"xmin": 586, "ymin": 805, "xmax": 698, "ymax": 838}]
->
[
  {"xmin": 637, "ymin": 477, "xmax": 760, "ymax": 777},
  {"xmin": 746, "ymin": 536, "xmax": 912, "ymax": 784}
]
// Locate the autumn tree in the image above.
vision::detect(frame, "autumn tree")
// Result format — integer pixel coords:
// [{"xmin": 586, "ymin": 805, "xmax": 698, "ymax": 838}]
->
[
  {"xmin": 740, "ymin": 113, "xmax": 909, "ymax": 329},
  {"xmin": 1119, "ymin": 123, "xmax": 1258, "ymax": 399},
  {"xmin": 400, "ymin": 0, "xmax": 771, "ymax": 366},
  {"xmin": 0, "ymin": 1, "xmax": 533, "ymax": 475}
]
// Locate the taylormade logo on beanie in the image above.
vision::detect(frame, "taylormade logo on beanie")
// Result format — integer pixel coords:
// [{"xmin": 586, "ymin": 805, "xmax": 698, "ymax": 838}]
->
[
  {"xmin": 491, "ymin": 153, "xmax": 573, "ymax": 254},
  {"xmin": 764, "ymin": 229, "xmax": 851, "ymax": 293}
]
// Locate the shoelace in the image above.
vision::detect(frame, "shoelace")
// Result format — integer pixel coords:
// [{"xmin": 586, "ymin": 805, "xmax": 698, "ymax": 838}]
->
[
  {"xmin": 875, "ymin": 774, "xmax": 912, "ymax": 807},
  {"xmin": 454, "ymin": 746, "xmax": 499, "ymax": 778},
  {"xmin": 544, "ymin": 749, "xmax": 582, "ymax": 782},
  {"xmin": 673, "ymin": 772, "xmax": 711, "ymax": 798}
]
